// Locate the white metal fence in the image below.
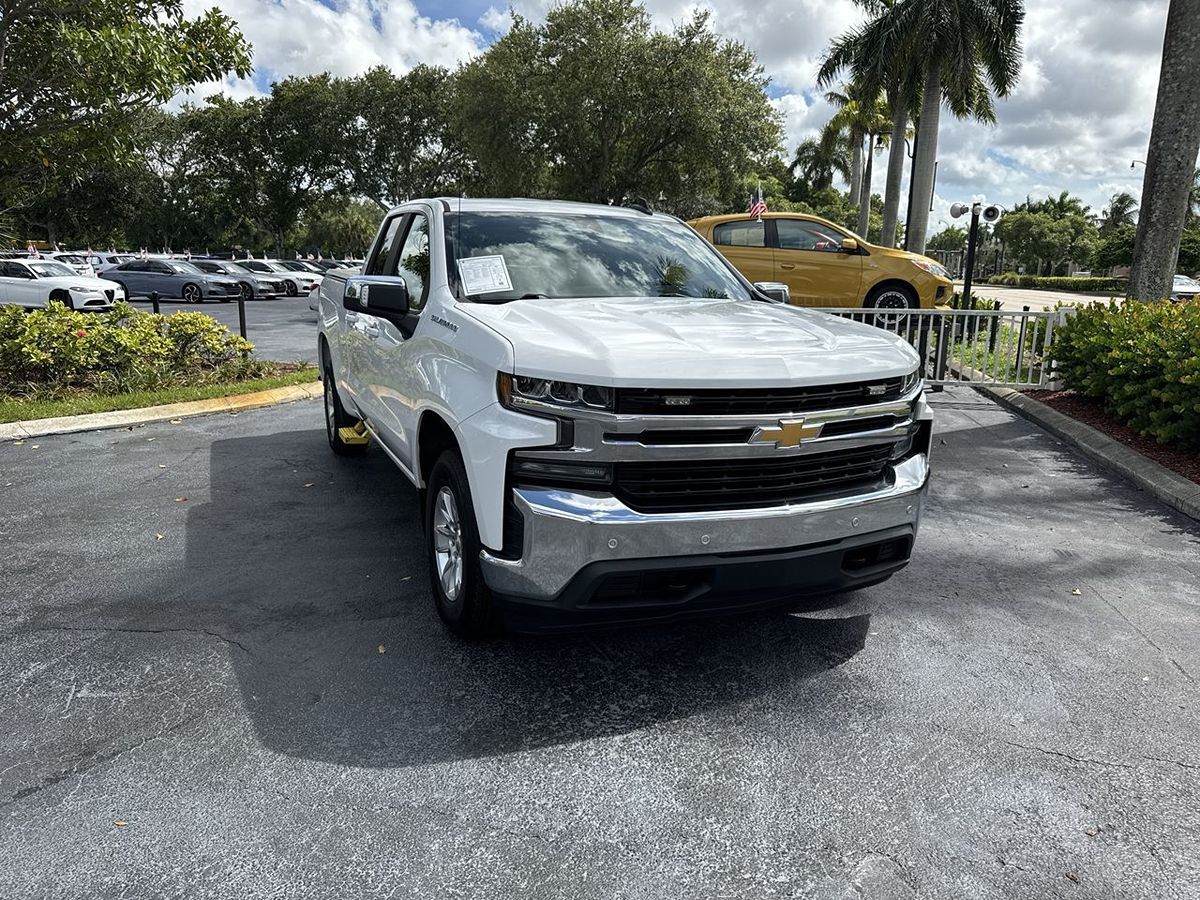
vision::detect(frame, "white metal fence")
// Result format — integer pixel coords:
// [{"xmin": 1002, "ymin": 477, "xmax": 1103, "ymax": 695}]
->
[{"xmin": 809, "ymin": 307, "xmax": 1072, "ymax": 389}]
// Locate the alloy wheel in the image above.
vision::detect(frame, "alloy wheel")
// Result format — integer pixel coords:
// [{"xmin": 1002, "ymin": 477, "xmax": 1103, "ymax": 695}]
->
[{"xmin": 432, "ymin": 487, "xmax": 464, "ymax": 603}]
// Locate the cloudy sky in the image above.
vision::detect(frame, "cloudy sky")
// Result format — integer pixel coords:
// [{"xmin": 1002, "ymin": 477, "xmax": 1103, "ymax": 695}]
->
[{"xmin": 182, "ymin": 0, "xmax": 1172, "ymax": 234}]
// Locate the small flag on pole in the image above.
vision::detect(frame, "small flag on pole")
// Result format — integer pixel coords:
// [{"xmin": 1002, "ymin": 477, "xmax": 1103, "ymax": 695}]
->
[{"xmin": 748, "ymin": 184, "xmax": 767, "ymax": 220}]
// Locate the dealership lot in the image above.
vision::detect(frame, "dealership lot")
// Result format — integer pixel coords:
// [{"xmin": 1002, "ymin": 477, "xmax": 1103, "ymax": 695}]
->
[{"xmin": 1, "ymin": 389, "xmax": 1198, "ymax": 898}]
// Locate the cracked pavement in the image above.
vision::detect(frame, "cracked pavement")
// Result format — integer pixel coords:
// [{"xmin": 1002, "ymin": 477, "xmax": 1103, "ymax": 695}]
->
[{"xmin": 1, "ymin": 388, "xmax": 1198, "ymax": 898}]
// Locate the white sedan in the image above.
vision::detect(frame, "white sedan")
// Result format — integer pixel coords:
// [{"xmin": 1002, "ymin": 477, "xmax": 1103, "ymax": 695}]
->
[{"xmin": 0, "ymin": 258, "xmax": 124, "ymax": 310}]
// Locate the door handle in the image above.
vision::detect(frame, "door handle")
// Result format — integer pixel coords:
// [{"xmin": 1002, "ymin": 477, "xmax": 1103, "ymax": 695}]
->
[{"xmin": 780, "ymin": 263, "xmax": 796, "ymax": 270}]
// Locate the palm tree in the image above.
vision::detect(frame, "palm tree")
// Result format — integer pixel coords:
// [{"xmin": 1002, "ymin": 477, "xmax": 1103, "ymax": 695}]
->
[
  {"xmin": 826, "ymin": 0, "xmax": 1024, "ymax": 255},
  {"xmin": 1128, "ymin": 0, "xmax": 1200, "ymax": 300},
  {"xmin": 789, "ymin": 132, "xmax": 851, "ymax": 194},
  {"xmin": 819, "ymin": 0, "xmax": 921, "ymax": 247},
  {"xmin": 1099, "ymin": 192, "xmax": 1138, "ymax": 236},
  {"xmin": 1186, "ymin": 167, "xmax": 1200, "ymax": 228},
  {"xmin": 852, "ymin": 98, "xmax": 893, "ymax": 237}
]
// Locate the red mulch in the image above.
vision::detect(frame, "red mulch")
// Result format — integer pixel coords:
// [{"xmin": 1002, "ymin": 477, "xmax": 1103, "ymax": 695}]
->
[{"xmin": 1024, "ymin": 390, "xmax": 1200, "ymax": 486}]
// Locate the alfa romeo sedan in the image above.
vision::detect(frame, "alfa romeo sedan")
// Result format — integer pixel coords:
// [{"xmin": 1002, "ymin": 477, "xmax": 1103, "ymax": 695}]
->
[{"xmin": 0, "ymin": 258, "xmax": 124, "ymax": 310}]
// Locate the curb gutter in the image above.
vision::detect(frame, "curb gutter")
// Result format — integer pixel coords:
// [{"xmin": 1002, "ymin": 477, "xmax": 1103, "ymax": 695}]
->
[
  {"xmin": 0, "ymin": 381, "xmax": 323, "ymax": 441},
  {"xmin": 980, "ymin": 385, "xmax": 1200, "ymax": 523}
]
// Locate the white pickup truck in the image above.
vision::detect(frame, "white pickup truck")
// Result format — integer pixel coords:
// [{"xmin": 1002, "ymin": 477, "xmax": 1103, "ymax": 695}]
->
[{"xmin": 317, "ymin": 198, "xmax": 932, "ymax": 636}]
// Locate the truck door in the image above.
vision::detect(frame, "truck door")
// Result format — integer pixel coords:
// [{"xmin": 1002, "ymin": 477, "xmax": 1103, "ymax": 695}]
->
[{"xmin": 360, "ymin": 211, "xmax": 432, "ymax": 471}]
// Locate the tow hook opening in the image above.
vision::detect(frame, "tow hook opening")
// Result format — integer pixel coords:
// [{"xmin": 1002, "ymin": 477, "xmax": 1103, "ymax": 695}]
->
[{"xmin": 842, "ymin": 536, "xmax": 913, "ymax": 573}]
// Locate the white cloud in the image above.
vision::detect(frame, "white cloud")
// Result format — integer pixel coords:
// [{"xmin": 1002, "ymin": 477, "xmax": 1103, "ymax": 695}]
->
[{"xmin": 186, "ymin": 0, "xmax": 1183, "ymax": 234}]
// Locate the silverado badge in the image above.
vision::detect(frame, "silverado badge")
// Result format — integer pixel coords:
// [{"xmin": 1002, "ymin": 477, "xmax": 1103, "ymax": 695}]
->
[{"xmin": 749, "ymin": 419, "xmax": 823, "ymax": 449}]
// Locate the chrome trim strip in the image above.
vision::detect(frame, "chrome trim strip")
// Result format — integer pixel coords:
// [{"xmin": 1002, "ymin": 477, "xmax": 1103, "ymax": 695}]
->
[{"xmin": 480, "ymin": 453, "xmax": 929, "ymax": 600}]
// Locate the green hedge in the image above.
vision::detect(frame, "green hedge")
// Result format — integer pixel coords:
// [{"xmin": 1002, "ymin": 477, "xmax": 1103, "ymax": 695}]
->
[
  {"xmin": 0, "ymin": 301, "xmax": 264, "ymax": 398},
  {"xmin": 984, "ymin": 273, "xmax": 1125, "ymax": 293},
  {"xmin": 1054, "ymin": 301, "xmax": 1200, "ymax": 449}
]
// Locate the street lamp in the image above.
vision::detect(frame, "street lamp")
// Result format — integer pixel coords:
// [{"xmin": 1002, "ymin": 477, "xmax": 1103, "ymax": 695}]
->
[{"xmin": 1131, "ymin": 159, "xmax": 1146, "ymax": 169}]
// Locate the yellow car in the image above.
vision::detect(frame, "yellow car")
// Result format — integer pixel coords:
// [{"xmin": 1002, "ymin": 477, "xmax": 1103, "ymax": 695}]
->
[{"xmin": 688, "ymin": 212, "xmax": 953, "ymax": 311}]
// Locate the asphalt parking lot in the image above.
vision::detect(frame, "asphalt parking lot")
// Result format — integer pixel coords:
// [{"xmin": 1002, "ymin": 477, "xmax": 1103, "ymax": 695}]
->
[
  {"xmin": 1, "ymin": 388, "xmax": 1198, "ymax": 898},
  {"xmin": 128, "ymin": 294, "xmax": 318, "ymax": 364}
]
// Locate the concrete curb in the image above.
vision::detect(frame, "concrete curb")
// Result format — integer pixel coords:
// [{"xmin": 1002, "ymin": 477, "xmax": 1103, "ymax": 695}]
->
[
  {"xmin": 980, "ymin": 385, "xmax": 1200, "ymax": 523},
  {"xmin": 0, "ymin": 381, "xmax": 322, "ymax": 441}
]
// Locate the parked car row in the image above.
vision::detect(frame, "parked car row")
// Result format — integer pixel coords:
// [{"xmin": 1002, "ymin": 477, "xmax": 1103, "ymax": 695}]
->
[{"xmin": 0, "ymin": 250, "xmax": 360, "ymax": 310}]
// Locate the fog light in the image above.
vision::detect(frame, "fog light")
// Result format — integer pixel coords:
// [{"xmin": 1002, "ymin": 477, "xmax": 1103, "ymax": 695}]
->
[{"xmin": 511, "ymin": 457, "xmax": 613, "ymax": 484}]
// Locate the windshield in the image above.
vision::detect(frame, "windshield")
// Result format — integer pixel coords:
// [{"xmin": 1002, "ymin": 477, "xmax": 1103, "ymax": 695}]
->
[
  {"xmin": 167, "ymin": 261, "xmax": 203, "ymax": 274},
  {"xmin": 445, "ymin": 212, "xmax": 752, "ymax": 302},
  {"xmin": 1175, "ymin": 275, "xmax": 1198, "ymax": 288},
  {"xmin": 29, "ymin": 262, "xmax": 75, "ymax": 278},
  {"xmin": 227, "ymin": 262, "xmax": 255, "ymax": 274}
]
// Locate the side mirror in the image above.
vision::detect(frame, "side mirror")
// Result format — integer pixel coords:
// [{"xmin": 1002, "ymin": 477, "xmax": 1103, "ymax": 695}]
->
[
  {"xmin": 753, "ymin": 281, "xmax": 791, "ymax": 303},
  {"xmin": 345, "ymin": 276, "xmax": 409, "ymax": 317},
  {"xmin": 840, "ymin": 238, "xmax": 859, "ymax": 253}
]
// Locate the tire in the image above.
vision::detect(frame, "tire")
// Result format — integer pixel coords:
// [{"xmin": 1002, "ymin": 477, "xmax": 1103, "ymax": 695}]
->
[
  {"xmin": 322, "ymin": 358, "xmax": 367, "ymax": 457},
  {"xmin": 864, "ymin": 283, "xmax": 917, "ymax": 329},
  {"xmin": 425, "ymin": 450, "xmax": 498, "ymax": 639},
  {"xmin": 238, "ymin": 281, "xmax": 254, "ymax": 302},
  {"xmin": 285, "ymin": 279, "xmax": 298, "ymax": 297},
  {"xmin": 182, "ymin": 282, "xmax": 202, "ymax": 304}
]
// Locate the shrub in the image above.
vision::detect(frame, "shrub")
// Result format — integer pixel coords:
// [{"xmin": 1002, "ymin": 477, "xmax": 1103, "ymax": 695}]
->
[
  {"xmin": 1054, "ymin": 300, "xmax": 1200, "ymax": 449},
  {"xmin": 0, "ymin": 301, "xmax": 262, "ymax": 398}
]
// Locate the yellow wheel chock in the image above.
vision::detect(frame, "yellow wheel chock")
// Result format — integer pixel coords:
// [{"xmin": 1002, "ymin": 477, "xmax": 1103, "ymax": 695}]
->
[{"xmin": 337, "ymin": 421, "xmax": 370, "ymax": 445}]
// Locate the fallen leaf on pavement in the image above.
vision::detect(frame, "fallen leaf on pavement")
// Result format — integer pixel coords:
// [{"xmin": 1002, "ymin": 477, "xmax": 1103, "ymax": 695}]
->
[
  {"xmin": 30, "ymin": 445, "xmax": 39, "ymax": 450},
  {"xmin": 12, "ymin": 440, "xmax": 23, "ymax": 445},
  {"xmin": 154, "ymin": 534, "xmax": 164, "ymax": 541},
  {"xmin": 146, "ymin": 438, "xmax": 155, "ymax": 442},
  {"xmin": 1064, "ymin": 872, "xmax": 1079, "ymax": 884},
  {"xmin": 303, "ymin": 483, "xmax": 314, "ymax": 488},
  {"xmin": 1071, "ymin": 588, "xmax": 1082, "ymax": 596},
  {"xmin": 174, "ymin": 497, "xmax": 187, "ymax": 503},
  {"xmin": 169, "ymin": 418, "xmax": 182, "ymax": 424},
  {"xmin": 377, "ymin": 644, "xmax": 386, "ymax": 654},
  {"xmin": 1085, "ymin": 826, "xmax": 1099, "ymax": 836},
  {"xmin": 158, "ymin": 464, "xmax": 167, "ymax": 469},
  {"xmin": 113, "ymin": 820, "xmax": 128, "ymax": 827}
]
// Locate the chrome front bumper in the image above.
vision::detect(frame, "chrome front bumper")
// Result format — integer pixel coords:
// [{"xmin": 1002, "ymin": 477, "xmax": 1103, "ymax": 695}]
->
[{"xmin": 480, "ymin": 453, "xmax": 929, "ymax": 601}]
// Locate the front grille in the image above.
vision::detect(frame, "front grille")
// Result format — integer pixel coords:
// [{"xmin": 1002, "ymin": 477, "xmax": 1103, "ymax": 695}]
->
[
  {"xmin": 613, "ymin": 443, "xmax": 893, "ymax": 512},
  {"xmin": 104, "ymin": 289, "xmax": 114, "ymax": 301},
  {"xmin": 615, "ymin": 377, "xmax": 905, "ymax": 415}
]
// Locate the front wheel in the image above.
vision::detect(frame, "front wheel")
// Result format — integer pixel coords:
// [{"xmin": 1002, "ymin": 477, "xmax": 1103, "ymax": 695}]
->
[
  {"xmin": 239, "ymin": 281, "xmax": 254, "ymax": 302},
  {"xmin": 285, "ymin": 280, "xmax": 298, "ymax": 297},
  {"xmin": 425, "ymin": 450, "xmax": 498, "ymax": 639},
  {"xmin": 182, "ymin": 282, "xmax": 202, "ymax": 304},
  {"xmin": 865, "ymin": 284, "xmax": 917, "ymax": 329}
]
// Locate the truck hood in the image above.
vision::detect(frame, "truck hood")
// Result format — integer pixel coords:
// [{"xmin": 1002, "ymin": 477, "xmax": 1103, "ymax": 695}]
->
[{"xmin": 459, "ymin": 297, "xmax": 919, "ymax": 387}]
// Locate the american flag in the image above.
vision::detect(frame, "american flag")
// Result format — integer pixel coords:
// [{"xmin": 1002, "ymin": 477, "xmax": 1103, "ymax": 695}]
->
[{"xmin": 747, "ymin": 184, "xmax": 767, "ymax": 219}]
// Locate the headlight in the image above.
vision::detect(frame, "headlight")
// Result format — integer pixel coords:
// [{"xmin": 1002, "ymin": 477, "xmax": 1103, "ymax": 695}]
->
[
  {"xmin": 68, "ymin": 285, "xmax": 92, "ymax": 292},
  {"xmin": 912, "ymin": 258, "xmax": 951, "ymax": 280},
  {"xmin": 498, "ymin": 373, "xmax": 614, "ymax": 412},
  {"xmin": 901, "ymin": 369, "xmax": 923, "ymax": 395}
]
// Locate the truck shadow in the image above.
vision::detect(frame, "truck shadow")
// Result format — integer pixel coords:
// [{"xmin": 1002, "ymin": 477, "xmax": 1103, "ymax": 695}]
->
[{"xmin": 178, "ymin": 428, "xmax": 870, "ymax": 768}]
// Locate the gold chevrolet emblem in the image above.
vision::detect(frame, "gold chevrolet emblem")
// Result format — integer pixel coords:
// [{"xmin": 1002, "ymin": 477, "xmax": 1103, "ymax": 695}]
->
[{"xmin": 749, "ymin": 418, "xmax": 823, "ymax": 449}]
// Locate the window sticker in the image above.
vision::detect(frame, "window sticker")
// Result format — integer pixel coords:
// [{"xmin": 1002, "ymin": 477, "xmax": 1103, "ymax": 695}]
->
[{"xmin": 456, "ymin": 255, "xmax": 513, "ymax": 295}]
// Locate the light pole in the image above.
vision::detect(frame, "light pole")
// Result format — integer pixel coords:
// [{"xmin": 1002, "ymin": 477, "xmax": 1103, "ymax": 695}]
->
[
  {"xmin": 1130, "ymin": 159, "xmax": 1146, "ymax": 169},
  {"xmin": 950, "ymin": 201, "xmax": 1002, "ymax": 307}
]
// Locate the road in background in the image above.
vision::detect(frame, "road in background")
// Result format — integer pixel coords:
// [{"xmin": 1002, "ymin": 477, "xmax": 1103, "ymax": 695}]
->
[
  {"xmin": 956, "ymin": 282, "xmax": 1117, "ymax": 311},
  {"xmin": 2, "ymin": 388, "xmax": 1197, "ymax": 897},
  {"xmin": 128, "ymin": 294, "xmax": 318, "ymax": 363}
]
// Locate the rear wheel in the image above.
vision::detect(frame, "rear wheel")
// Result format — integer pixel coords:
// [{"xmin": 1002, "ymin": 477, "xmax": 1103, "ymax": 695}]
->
[
  {"xmin": 322, "ymin": 358, "xmax": 367, "ymax": 457},
  {"xmin": 425, "ymin": 450, "xmax": 498, "ymax": 639},
  {"xmin": 239, "ymin": 281, "xmax": 254, "ymax": 302},
  {"xmin": 285, "ymin": 279, "xmax": 298, "ymax": 297},
  {"xmin": 182, "ymin": 282, "xmax": 202, "ymax": 304}
]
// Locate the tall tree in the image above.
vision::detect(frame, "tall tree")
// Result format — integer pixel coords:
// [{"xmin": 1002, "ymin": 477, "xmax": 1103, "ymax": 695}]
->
[
  {"xmin": 1128, "ymin": 0, "xmax": 1200, "ymax": 300},
  {"xmin": 818, "ymin": 0, "xmax": 920, "ymax": 247},
  {"xmin": 454, "ymin": 0, "xmax": 781, "ymax": 209},
  {"xmin": 348, "ymin": 66, "xmax": 472, "ymax": 209},
  {"xmin": 0, "ymin": 0, "xmax": 251, "ymax": 211},
  {"xmin": 835, "ymin": 0, "xmax": 1023, "ymax": 255},
  {"xmin": 789, "ymin": 133, "xmax": 851, "ymax": 198}
]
